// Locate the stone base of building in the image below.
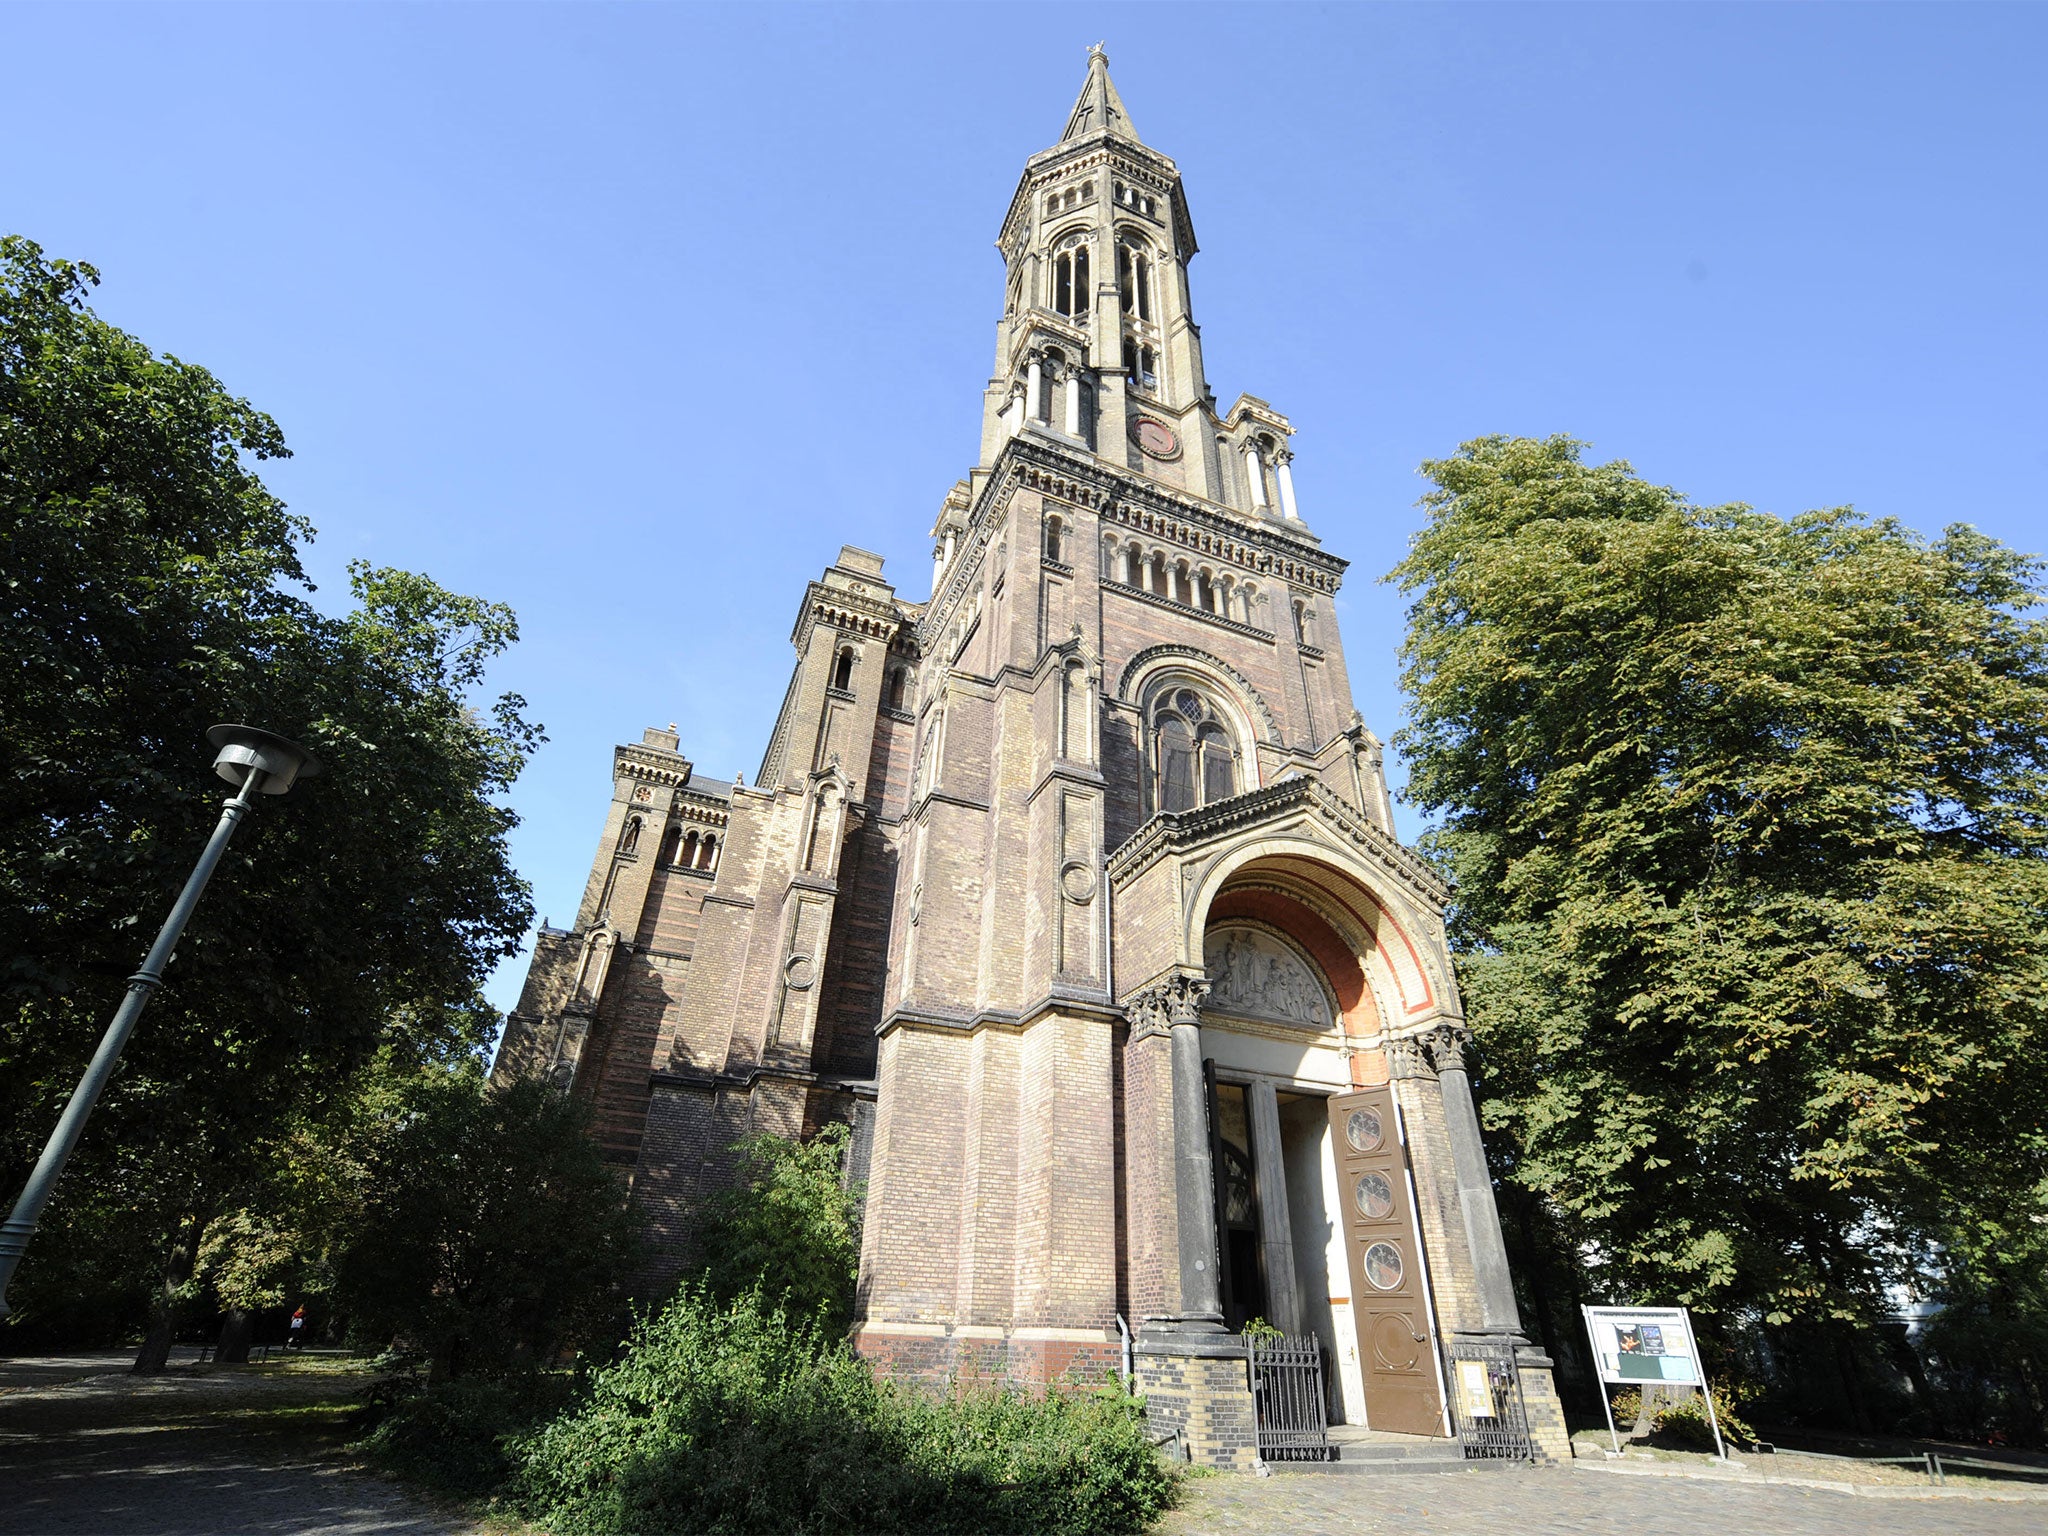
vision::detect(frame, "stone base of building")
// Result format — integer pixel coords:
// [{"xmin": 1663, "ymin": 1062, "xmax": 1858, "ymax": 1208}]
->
[
  {"xmin": 1516, "ymin": 1349, "xmax": 1573, "ymax": 1464},
  {"xmin": 1133, "ymin": 1337, "xmax": 1259, "ymax": 1471},
  {"xmin": 853, "ymin": 1323, "xmax": 1123, "ymax": 1390}
]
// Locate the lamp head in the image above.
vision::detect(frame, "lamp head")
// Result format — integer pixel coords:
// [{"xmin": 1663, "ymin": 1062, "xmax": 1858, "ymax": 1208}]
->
[{"xmin": 206, "ymin": 724, "xmax": 323, "ymax": 795}]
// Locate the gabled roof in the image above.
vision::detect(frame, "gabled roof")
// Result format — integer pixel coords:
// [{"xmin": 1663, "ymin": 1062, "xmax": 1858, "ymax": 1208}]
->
[{"xmin": 1061, "ymin": 46, "xmax": 1141, "ymax": 144}]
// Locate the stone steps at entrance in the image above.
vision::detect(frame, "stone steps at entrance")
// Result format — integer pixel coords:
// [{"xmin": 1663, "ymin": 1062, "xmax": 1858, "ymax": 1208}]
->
[{"xmin": 1269, "ymin": 1427, "xmax": 1515, "ymax": 1475}]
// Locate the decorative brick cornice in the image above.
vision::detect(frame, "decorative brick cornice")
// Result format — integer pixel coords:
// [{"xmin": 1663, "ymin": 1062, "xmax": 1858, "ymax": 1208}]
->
[
  {"xmin": 1105, "ymin": 774, "xmax": 1450, "ymax": 911},
  {"xmin": 617, "ymin": 743, "xmax": 691, "ymax": 787},
  {"xmin": 792, "ymin": 580, "xmax": 907, "ymax": 653},
  {"xmin": 918, "ymin": 436, "xmax": 1345, "ymax": 652},
  {"xmin": 1102, "ymin": 579, "xmax": 1276, "ymax": 646}
]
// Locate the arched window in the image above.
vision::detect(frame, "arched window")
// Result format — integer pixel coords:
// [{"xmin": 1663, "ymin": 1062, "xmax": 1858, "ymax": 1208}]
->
[
  {"xmin": 1173, "ymin": 561, "xmax": 1192, "ymax": 606},
  {"xmin": 1292, "ymin": 600, "xmax": 1308, "ymax": 646},
  {"xmin": 1148, "ymin": 686, "xmax": 1239, "ymax": 815},
  {"xmin": 1044, "ymin": 515, "xmax": 1064, "ymax": 564},
  {"xmin": 1125, "ymin": 544, "xmax": 1144, "ymax": 587},
  {"xmin": 620, "ymin": 816, "xmax": 642, "ymax": 853},
  {"xmin": 886, "ymin": 667, "xmax": 907, "ymax": 711},
  {"xmin": 682, "ymin": 830, "xmax": 700, "ymax": 867},
  {"xmin": 697, "ymin": 834, "xmax": 718, "ymax": 871},
  {"xmin": 1052, "ymin": 242, "xmax": 1089, "ymax": 317},
  {"xmin": 832, "ymin": 647, "xmax": 854, "ymax": 691},
  {"xmin": 660, "ymin": 825, "xmax": 682, "ymax": 865},
  {"xmin": 1196, "ymin": 569, "xmax": 1215, "ymax": 613}
]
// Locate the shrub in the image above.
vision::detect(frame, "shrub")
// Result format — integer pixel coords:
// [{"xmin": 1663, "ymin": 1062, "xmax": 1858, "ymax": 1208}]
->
[
  {"xmin": 1649, "ymin": 1381, "xmax": 1758, "ymax": 1452},
  {"xmin": 513, "ymin": 1285, "xmax": 1177, "ymax": 1535},
  {"xmin": 694, "ymin": 1123, "xmax": 862, "ymax": 1332},
  {"xmin": 358, "ymin": 1372, "xmax": 573, "ymax": 1497}
]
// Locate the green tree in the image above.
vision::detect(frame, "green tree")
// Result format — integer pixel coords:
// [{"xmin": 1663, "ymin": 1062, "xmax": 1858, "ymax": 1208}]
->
[
  {"xmin": 695, "ymin": 1124, "xmax": 863, "ymax": 1333},
  {"xmin": 1390, "ymin": 437, "xmax": 2048, "ymax": 1372},
  {"xmin": 0, "ymin": 236, "xmax": 540, "ymax": 1367},
  {"xmin": 330, "ymin": 1062, "xmax": 643, "ymax": 1380}
]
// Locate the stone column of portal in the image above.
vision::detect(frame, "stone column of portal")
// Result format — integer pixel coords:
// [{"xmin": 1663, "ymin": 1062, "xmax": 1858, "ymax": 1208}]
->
[
  {"xmin": 1169, "ymin": 982, "xmax": 1224, "ymax": 1328},
  {"xmin": 1247, "ymin": 1078, "xmax": 1303, "ymax": 1336},
  {"xmin": 1064, "ymin": 370, "xmax": 1083, "ymax": 436},
  {"xmin": 1027, "ymin": 358, "xmax": 1045, "ymax": 422},
  {"xmin": 1275, "ymin": 453, "xmax": 1301, "ymax": 522},
  {"xmin": 1426, "ymin": 1025, "xmax": 1525, "ymax": 1335},
  {"xmin": 1243, "ymin": 446, "xmax": 1269, "ymax": 510}
]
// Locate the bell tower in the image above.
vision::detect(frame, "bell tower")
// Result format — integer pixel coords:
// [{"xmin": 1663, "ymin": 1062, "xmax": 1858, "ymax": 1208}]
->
[{"xmin": 971, "ymin": 47, "xmax": 1302, "ymax": 527}]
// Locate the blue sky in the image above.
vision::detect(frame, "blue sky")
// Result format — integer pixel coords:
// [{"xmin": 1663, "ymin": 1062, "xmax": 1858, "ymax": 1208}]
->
[{"xmin": 6, "ymin": 2, "xmax": 2043, "ymax": 1013}]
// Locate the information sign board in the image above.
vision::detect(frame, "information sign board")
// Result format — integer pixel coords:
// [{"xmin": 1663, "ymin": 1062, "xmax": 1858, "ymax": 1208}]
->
[{"xmin": 1581, "ymin": 1304, "xmax": 1726, "ymax": 1458}]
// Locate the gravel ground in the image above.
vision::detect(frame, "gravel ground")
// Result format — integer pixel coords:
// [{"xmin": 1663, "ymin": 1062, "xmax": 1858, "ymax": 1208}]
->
[
  {"xmin": 0, "ymin": 1355, "xmax": 481, "ymax": 1536},
  {"xmin": 1160, "ymin": 1461, "xmax": 2048, "ymax": 1536}
]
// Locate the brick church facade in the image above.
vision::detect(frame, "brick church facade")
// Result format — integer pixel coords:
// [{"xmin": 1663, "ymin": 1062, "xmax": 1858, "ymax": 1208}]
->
[{"xmin": 495, "ymin": 51, "xmax": 1568, "ymax": 1466}]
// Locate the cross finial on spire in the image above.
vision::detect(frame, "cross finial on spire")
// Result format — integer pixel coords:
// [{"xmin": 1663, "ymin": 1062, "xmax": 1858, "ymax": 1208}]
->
[{"xmin": 1061, "ymin": 44, "xmax": 1140, "ymax": 144}]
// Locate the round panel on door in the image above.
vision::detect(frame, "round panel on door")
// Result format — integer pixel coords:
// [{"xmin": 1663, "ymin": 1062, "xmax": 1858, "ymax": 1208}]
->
[
  {"xmin": 1345, "ymin": 1107, "xmax": 1384, "ymax": 1153},
  {"xmin": 1364, "ymin": 1240, "xmax": 1405, "ymax": 1291},
  {"xmin": 1353, "ymin": 1171, "xmax": 1395, "ymax": 1220},
  {"xmin": 1369, "ymin": 1311, "xmax": 1422, "ymax": 1371}
]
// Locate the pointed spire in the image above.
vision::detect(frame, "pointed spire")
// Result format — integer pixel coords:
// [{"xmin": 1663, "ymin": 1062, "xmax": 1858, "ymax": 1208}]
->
[{"xmin": 1061, "ymin": 44, "xmax": 1140, "ymax": 144}]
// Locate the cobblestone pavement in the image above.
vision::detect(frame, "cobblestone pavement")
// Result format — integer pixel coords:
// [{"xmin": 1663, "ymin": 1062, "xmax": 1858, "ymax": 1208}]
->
[
  {"xmin": 0, "ymin": 1358, "xmax": 478, "ymax": 1536},
  {"xmin": 1159, "ymin": 1463, "xmax": 2048, "ymax": 1536}
]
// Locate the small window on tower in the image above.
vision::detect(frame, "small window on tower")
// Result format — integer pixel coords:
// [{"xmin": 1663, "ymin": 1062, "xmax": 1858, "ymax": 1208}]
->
[
  {"xmin": 1139, "ymin": 346, "xmax": 1158, "ymax": 390},
  {"xmin": 1135, "ymin": 253, "xmax": 1153, "ymax": 321},
  {"xmin": 1054, "ymin": 253, "xmax": 1073, "ymax": 316},
  {"xmin": 1122, "ymin": 335, "xmax": 1138, "ymax": 379},
  {"xmin": 1044, "ymin": 516, "xmax": 1064, "ymax": 565},
  {"xmin": 833, "ymin": 647, "xmax": 855, "ymax": 691}
]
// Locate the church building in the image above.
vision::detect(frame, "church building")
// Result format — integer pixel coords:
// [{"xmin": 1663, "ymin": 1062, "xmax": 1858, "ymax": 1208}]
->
[{"xmin": 495, "ymin": 50, "xmax": 1569, "ymax": 1467}]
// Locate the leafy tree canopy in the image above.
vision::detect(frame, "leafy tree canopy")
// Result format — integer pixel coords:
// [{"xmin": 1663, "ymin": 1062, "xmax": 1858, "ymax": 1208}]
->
[
  {"xmin": 0, "ymin": 235, "xmax": 541, "ymax": 1335},
  {"xmin": 1392, "ymin": 435, "xmax": 2048, "ymax": 1330}
]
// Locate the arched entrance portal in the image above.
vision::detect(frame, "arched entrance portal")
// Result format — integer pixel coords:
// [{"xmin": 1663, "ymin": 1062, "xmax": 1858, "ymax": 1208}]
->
[{"xmin": 1195, "ymin": 862, "xmax": 1448, "ymax": 1436}]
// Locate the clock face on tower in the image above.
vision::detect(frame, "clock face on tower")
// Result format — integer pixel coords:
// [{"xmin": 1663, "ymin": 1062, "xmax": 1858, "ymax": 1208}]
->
[{"xmin": 1130, "ymin": 417, "xmax": 1181, "ymax": 460}]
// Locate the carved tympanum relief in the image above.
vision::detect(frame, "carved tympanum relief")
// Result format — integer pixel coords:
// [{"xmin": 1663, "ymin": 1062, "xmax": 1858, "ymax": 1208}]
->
[{"xmin": 1200, "ymin": 924, "xmax": 1334, "ymax": 1031}]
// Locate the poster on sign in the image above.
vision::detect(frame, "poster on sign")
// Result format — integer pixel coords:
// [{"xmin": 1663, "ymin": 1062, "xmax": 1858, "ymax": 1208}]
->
[{"xmin": 1580, "ymin": 1304, "xmax": 1726, "ymax": 1459}]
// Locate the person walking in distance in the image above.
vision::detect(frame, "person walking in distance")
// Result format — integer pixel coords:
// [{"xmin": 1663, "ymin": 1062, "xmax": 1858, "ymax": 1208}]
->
[{"xmin": 287, "ymin": 1306, "xmax": 306, "ymax": 1350}]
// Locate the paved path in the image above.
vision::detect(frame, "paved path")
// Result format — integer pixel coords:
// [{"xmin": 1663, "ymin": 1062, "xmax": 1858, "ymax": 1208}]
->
[
  {"xmin": 0, "ymin": 1357, "xmax": 477, "ymax": 1536},
  {"xmin": 1161, "ymin": 1462, "xmax": 2048, "ymax": 1536}
]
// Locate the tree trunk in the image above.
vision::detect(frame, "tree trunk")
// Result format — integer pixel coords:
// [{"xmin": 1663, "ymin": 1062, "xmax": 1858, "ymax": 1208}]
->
[
  {"xmin": 132, "ymin": 1213, "xmax": 206, "ymax": 1375},
  {"xmin": 214, "ymin": 1307, "xmax": 253, "ymax": 1364}
]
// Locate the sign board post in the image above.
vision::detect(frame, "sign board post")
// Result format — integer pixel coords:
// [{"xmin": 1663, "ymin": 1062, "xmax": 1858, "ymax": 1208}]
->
[{"xmin": 1580, "ymin": 1304, "xmax": 1726, "ymax": 1459}]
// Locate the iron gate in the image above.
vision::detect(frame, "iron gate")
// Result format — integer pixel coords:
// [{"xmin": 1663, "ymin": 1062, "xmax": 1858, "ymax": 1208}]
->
[
  {"xmin": 1444, "ymin": 1338, "xmax": 1534, "ymax": 1461},
  {"xmin": 1246, "ymin": 1332, "xmax": 1333, "ymax": 1462}
]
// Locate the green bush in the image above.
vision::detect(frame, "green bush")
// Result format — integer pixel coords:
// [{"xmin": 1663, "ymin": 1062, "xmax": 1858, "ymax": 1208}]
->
[
  {"xmin": 358, "ymin": 1372, "xmax": 573, "ymax": 1497},
  {"xmin": 513, "ymin": 1285, "xmax": 1177, "ymax": 1535},
  {"xmin": 1648, "ymin": 1382, "xmax": 1758, "ymax": 1452}
]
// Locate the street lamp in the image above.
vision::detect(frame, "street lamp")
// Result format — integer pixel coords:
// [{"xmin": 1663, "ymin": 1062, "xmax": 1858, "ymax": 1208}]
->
[{"xmin": 0, "ymin": 725, "xmax": 322, "ymax": 1319}]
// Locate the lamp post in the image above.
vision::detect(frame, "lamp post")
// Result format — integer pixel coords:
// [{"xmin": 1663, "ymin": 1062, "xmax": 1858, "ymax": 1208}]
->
[{"xmin": 0, "ymin": 725, "xmax": 321, "ymax": 1320}]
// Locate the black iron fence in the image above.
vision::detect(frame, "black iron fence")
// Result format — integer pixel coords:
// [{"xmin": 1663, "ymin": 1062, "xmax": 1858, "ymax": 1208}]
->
[
  {"xmin": 1246, "ymin": 1332, "xmax": 1333, "ymax": 1462},
  {"xmin": 1444, "ymin": 1337, "xmax": 1535, "ymax": 1462}
]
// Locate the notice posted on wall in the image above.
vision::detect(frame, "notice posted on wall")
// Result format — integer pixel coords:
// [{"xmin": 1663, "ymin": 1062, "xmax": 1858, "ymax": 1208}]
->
[{"xmin": 1581, "ymin": 1305, "xmax": 1705, "ymax": 1386}]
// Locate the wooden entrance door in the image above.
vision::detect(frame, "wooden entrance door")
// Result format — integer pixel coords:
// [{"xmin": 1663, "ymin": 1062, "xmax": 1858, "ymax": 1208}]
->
[{"xmin": 1329, "ymin": 1087, "xmax": 1445, "ymax": 1435}]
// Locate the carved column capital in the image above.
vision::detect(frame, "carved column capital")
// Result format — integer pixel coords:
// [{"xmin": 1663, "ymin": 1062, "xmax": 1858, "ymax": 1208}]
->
[
  {"xmin": 1125, "ymin": 968, "xmax": 1211, "ymax": 1040},
  {"xmin": 1385, "ymin": 1031, "xmax": 1437, "ymax": 1082},
  {"xmin": 1424, "ymin": 1023, "xmax": 1473, "ymax": 1076}
]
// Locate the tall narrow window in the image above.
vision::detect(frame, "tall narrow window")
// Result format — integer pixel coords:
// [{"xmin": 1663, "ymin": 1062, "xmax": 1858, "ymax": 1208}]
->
[
  {"xmin": 1072, "ymin": 245, "xmax": 1089, "ymax": 311},
  {"xmin": 1157, "ymin": 714, "xmax": 1196, "ymax": 813},
  {"xmin": 1139, "ymin": 346, "xmax": 1157, "ymax": 390},
  {"xmin": 1199, "ymin": 723, "xmax": 1235, "ymax": 803},
  {"xmin": 1292, "ymin": 601, "xmax": 1308, "ymax": 646},
  {"xmin": 1118, "ymin": 245, "xmax": 1134, "ymax": 309},
  {"xmin": 1125, "ymin": 546, "xmax": 1143, "ymax": 586},
  {"xmin": 1135, "ymin": 253, "xmax": 1153, "ymax": 320},
  {"xmin": 660, "ymin": 825, "xmax": 682, "ymax": 865},
  {"xmin": 833, "ymin": 647, "xmax": 854, "ymax": 690},
  {"xmin": 886, "ymin": 668, "xmax": 907, "ymax": 711},
  {"xmin": 620, "ymin": 816, "xmax": 642, "ymax": 853},
  {"xmin": 1044, "ymin": 516, "xmax": 1064, "ymax": 564},
  {"xmin": 697, "ymin": 834, "xmax": 717, "ymax": 871},
  {"xmin": 1122, "ymin": 335, "xmax": 1138, "ymax": 379},
  {"xmin": 682, "ymin": 830, "xmax": 700, "ymax": 867},
  {"xmin": 1054, "ymin": 253, "xmax": 1073, "ymax": 316}
]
